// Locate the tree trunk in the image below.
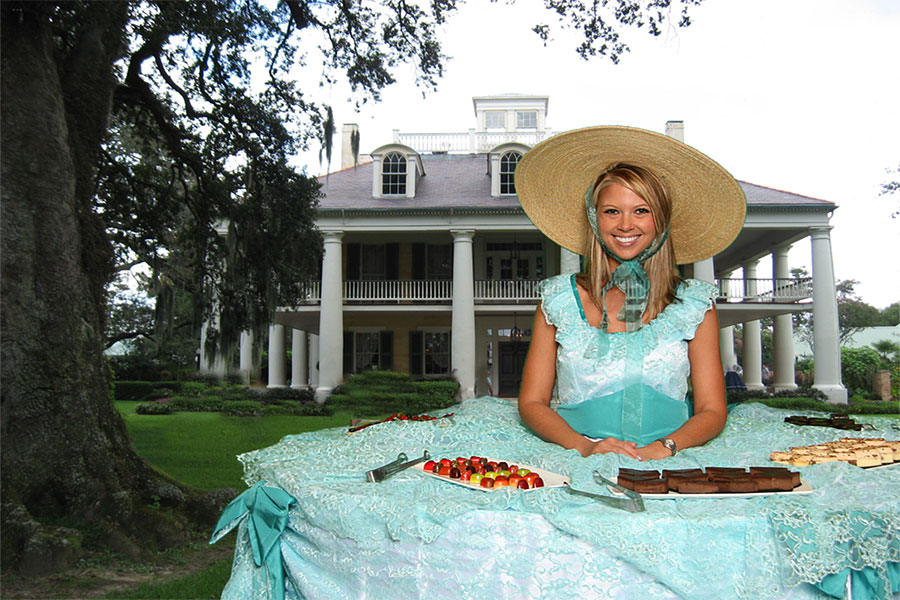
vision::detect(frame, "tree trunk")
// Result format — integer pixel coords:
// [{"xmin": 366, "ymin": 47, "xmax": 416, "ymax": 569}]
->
[{"xmin": 1, "ymin": 4, "xmax": 233, "ymax": 576}]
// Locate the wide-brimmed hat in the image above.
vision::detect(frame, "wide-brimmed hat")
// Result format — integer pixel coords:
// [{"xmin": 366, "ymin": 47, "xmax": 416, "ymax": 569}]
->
[{"xmin": 515, "ymin": 126, "xmax": 746, "ymax": 264}]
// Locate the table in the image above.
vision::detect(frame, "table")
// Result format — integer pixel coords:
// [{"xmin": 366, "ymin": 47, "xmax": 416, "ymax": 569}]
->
[{"xmin": 212, "ymin": 398, "xmax": 900, "ymax": 600}]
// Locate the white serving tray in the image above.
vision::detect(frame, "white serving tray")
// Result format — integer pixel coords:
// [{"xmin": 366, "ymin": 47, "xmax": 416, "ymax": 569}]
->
[{"xmin": 420, "ymin": 458, "xmax": 569, "ymax": 492}]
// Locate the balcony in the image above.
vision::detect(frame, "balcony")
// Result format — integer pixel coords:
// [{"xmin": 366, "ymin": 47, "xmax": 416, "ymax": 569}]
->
[
  {"xmin": 396, "ymin": 131, "xmax": 552, "ymax": 153},
  {"xmin": 291, "ymin": 277, "xmax": 813, "ymax": 306}
]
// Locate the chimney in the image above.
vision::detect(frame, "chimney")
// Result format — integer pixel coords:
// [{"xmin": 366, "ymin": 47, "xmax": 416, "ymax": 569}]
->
[
  {"xmin": 341, "ymin": 123, "xmax": 360, "ymax": 170},
  {"xmin": 665, "ymin": 120, "xmax": 684, "ymax": 143}
]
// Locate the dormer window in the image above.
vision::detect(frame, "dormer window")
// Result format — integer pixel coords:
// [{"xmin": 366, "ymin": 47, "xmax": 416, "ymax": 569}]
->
[
  {"xmin": 382, "ymin": 152, "xmax": 407, "ymax": 195},
  {"xmin": 499, "ymin": 152, "xmax": 522, "ymax": 195},
  {"xmin": 516, "ymin": 111, "xmax": 537, "ymax": 129}
]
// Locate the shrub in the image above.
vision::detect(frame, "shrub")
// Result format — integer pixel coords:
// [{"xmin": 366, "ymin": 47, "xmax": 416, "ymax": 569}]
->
[
  {"xmin": 136, "ymin": 402, "xmax": 174, "ymax": 415},
  {"xmin": 221, "ymin": 401, "xmax": 263, "ymax": 417},
  {"xmin": 169, "ymin": 395, "xmax": 226, "ymax": 412},
  {"xmin": 259, "ymin": 387, "xmax": 316, "ymax": 403},
  {"xmin": 180, "ymin": 381, "xmax": 208, "ymax": 396},
  {"xmin": 107, "ymin": 355, "xmax": 167, "ymax": 381},
  {"xmin": 841, "ymin": 347, "xmax": 886, "ymax": 393},
  {"xmin": 412, "ymin": 380, "xmax": 460, "ymax": 397},
  {"xmin": 114, "ymin": 381, "xmax": 184, "ymax": 402}
]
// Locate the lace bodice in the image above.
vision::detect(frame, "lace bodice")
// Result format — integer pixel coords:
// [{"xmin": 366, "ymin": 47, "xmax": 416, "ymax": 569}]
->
[{"xmin": 540, "ymin": 273, "xmax": 718, "ymax": 407}]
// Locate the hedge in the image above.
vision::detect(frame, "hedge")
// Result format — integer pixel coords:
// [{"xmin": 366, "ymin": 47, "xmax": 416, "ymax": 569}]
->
[{"xmin": 114, "ymin": 381, "xmax": 186, "ymax": 402}]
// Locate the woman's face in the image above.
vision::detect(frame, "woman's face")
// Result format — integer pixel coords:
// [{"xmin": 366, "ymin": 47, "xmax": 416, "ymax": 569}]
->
[{"xmin": 596, "ymin": 182, "xmax": 657, "ymax": 263}]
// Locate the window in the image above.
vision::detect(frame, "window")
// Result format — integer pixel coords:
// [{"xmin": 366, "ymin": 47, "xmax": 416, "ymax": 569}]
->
[
  {"xmin": 516, "ymin": 111, "xmax": 537, "ymax": 129},
  {"xmin": 344, "ymin": 331, "xmax": 393, "ymax": 374},
  {"xmin": 485, "ymin": 111, "xmax": 505, "ymax": 129},
  {"xmin": 412, "ymin": 243, "xmax": 451, "ymax": 280},
  {"xmin": 410, "ymin": 331, "xmax": 450, "ymax": 376},
  {"xmin": 382, "ymin": 152, "xmax": 407, "ymax": 195},
  {"xmin": 499, "ymin": 151, "xmax": 522, "ymax": 195},
  {"xmin": 426, "ymin": 244, "xmax": 451, "ymax": 280},
  {"xmin": 360, "ymin": 244, "xmax": 385, "ymax": 280}
]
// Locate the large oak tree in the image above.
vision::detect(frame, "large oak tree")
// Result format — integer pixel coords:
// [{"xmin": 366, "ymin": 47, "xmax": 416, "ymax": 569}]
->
[{"xmin": 1, "ymin": 0, "xmax": 702, "ymax": 575}]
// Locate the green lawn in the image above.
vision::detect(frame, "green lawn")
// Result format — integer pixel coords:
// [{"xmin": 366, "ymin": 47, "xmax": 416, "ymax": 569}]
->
[{"xmin": 116, "ymin": 401, "xmax": 354, "ymax": 490}]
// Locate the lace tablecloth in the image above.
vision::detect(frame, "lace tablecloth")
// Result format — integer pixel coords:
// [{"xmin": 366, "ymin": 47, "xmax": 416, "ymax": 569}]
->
[{"xmin": 214, "ymin": 398, "xmax": 900, "ymax": 600}]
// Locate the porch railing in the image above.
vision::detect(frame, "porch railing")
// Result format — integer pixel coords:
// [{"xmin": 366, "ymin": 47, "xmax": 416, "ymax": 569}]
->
[
  {"xmin": 717, "ymin": 278, "xmax": 813, "ymax": 303},
  {"xmin": 474, "ymin": 279, "xmax": 539, "ymax": 302},
  {"xmin": 292, "ymin": 277, "xmax": 814, "ymax": 305},
  {"xmin": 345, "ymin": 279, "xmax": 452, "ymax": 303}
]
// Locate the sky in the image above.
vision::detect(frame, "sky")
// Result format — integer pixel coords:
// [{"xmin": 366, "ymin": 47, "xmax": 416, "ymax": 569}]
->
[{"xmin": 293, "ymin": 0, "xmax": 900, "ymax": 309}]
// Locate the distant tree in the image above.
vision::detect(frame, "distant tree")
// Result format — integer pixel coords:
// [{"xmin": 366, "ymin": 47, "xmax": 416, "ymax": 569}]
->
[
  {"xmin": 871, "ymin": 340, "xmax": 899, "ymax": 364},
  {"xmin": 790, "ymin": 270, "xmax": 888, "ymax": 351},
  {"xmin": 881, "ymin": 162, "xmax": 899, "ymax": 218},
  {"xmin": 875, "ymin": 302, "xmax": 900, "ymax": 326}
]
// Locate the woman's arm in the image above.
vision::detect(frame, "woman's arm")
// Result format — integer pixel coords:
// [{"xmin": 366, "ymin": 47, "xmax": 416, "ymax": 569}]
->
[
  {"xmin": 518, "ymin": 304, "xmax": 641, "ymax": 459},
  {"xmin": 637, "ymin": 307, "xmax": 728, "ymax": 460}
]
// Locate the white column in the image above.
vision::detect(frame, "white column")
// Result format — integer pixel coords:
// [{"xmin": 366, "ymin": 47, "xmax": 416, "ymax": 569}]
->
[
  {"xmin": 308, "ymin": 333, "xmax": 320, "ymax": 389},
  {"xmin": 692, "ymin": 257, "xmax": 716, "ymax": 285},
  {"xmin": 810, "ymin": 227, "xmax": 847, "ymax": 403},
  {"xmin": 718, "ymin": 270, "xmax": 737, "ymax": 370},
  {"xmin": 267, "ymin": 324, "xmax": 286, "ymax": 388},
  {"xmin": 316, "ymin": 231, "xmax": 344, "ymax": 401},
  {"xmin": 291, "ymin": 329, "xmax": 308, "ymax": 389},
  {"xmin": 451, "ymin": 229, "xmax": 476, "ymax": 400},
  {"xmin": 772, "ymin": 246, "xmax": 798, "ymax": 392},
  {"xmin": 719, "ymin": 326, "xmax": 737, "ymax": 372},
  {"xmin": 742, "ymin": 260, "xmax": 765, "ymax": 391},
  {"xmin": 560, "ymin": 247, "xmax": 581, "ymax": 274},
  {"xmin": 239, "ymin": 330, "xmax": 254, "ymax": 384}
]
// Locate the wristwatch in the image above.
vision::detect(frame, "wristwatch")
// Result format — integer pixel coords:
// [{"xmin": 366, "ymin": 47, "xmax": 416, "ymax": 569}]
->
[{"xmin": 657, "ymin": 437, "xmax": 677, "ymax": 456}]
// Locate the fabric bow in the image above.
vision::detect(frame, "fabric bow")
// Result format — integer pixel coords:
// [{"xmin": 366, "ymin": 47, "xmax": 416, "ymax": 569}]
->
[{"xmin": 210, "ymin": 481, "xmax": 297, "ymax": 600}]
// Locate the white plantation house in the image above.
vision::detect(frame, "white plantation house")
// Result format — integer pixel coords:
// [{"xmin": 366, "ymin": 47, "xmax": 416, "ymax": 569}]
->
[{"xmin": 201, "ymin": 94, "xmax": 848, "ymax": 404}]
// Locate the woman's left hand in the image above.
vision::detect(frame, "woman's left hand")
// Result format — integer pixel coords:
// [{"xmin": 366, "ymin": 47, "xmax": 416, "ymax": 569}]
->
[{"xmin": 636, "ymin": 440, "xmax": 673, "ymax": 461}]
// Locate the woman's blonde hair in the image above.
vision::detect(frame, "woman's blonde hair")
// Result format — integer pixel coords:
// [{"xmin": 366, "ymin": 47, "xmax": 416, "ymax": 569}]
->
[{"xmin": 579, "ymin": 163, "xmax": 680, "ymax": 322}]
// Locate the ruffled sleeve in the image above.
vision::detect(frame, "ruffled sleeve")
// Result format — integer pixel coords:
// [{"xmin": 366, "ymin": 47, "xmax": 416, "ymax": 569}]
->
[
  {"xmin": 649, "ymin": 278, "xmax": 718, "ymax": 345},
  {"xmin": 537, "ymin": 273, "xmax": 580, "ymax": 343}
]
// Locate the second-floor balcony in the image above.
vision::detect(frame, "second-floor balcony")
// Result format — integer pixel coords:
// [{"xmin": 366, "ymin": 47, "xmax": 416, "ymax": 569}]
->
[{"xmin": 293, "ymin": 277, "xmax": 813, "ymax": 306}]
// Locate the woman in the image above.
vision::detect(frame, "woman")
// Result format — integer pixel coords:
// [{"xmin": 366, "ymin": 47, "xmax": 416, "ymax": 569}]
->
[{"xmin": 514, "ymin": 126, "xmax": 746, "ymax": 460}]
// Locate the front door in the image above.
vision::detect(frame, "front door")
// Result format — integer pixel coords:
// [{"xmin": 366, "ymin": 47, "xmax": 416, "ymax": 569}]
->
[{"xmin": 498, "ymin": 341, "xmax": 528, "ymax": 397}]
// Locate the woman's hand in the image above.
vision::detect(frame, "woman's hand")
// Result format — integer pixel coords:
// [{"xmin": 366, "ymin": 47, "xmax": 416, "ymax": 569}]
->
[
  {"xmin": 635, "ymin": 441, "xmax": 674, "ymax": 461},
  {"xmin": 584, "ymin": 437, "xmax": 641, "ymax": 459}
]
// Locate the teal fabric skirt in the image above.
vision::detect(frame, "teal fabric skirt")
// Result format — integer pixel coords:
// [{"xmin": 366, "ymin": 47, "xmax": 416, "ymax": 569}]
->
[{"xmin": 557, "ymin": 385, "xmax": 689, "ymax": 446}]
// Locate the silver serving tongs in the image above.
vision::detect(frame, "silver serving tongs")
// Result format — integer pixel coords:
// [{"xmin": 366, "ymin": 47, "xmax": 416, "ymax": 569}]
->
[
  {"xmin": 366, "ymin": 450, "xmax": 431, "ymax": 483},
  {"xmin": 564, "ymin": 471, "xmax": 645, "ymax": 513}
]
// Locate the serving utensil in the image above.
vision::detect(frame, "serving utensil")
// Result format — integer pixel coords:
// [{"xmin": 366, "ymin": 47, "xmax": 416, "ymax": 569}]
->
[
  {"xmin": 564, "ymin": 471, "xmax": 645, "ymax": 512},
  {"xmin": 366, "ymin": 450, "xmax": 431, "ymax": 483}
]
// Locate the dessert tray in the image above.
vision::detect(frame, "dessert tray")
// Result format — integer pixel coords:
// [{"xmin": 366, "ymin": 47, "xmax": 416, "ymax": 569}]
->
[
  {"xmin": 420, "ymin": 456, "xmax": 569, "ymax": 492},
  {"xmin": 616, "ymin": 479, "xmax": 813, "ymax": 499},
  {"xmin": 770, "ymin": 437, "xmax": 900, "ymax": 468},
  {"xmin": 613, "ymin": 467, "xmax": 813, "ymax": 499}
]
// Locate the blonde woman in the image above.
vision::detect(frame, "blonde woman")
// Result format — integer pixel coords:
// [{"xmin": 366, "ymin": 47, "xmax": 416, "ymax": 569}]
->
[{"xmin": 515, "ymin": 127, "xmax": 746, "ymax": 460}]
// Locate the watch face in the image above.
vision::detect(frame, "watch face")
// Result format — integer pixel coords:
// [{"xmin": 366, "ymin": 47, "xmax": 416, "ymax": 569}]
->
[{"xmin": 662, "ymin": 438, "xmax": 676, "ymax": 455}]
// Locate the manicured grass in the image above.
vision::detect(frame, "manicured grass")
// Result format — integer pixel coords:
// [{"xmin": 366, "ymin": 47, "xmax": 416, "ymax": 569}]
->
[
  {"xmin": 116, "ymin": 401, "xmax": 355, "ymax": 490},
  {"xmin": 106, "ymin": 557, "xmax": 233, "ymax": 599}
]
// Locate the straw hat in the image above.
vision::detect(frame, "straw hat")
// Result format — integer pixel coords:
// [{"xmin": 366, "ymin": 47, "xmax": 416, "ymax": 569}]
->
[{"xmin": 515, "ymin": 126, "xmax": 746, "ymax": 264}]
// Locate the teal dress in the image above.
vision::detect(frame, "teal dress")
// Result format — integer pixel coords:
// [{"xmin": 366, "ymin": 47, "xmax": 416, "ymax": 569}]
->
[{"xmin": 539, "ymin": 273, "xmax": 718, "ymax": 446}]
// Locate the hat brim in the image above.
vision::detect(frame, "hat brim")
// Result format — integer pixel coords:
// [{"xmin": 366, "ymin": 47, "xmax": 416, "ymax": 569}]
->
[{"xmin": 515, "ymin": 126, "xmax": 746, "ymax": 264}]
